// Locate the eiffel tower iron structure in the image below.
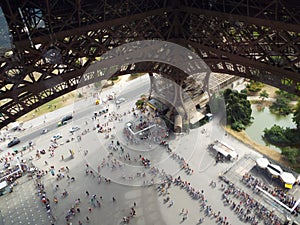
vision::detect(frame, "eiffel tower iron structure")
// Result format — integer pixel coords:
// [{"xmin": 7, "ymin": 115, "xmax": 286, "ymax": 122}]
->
[{"xmin": 0, "ymin": 0, "xmax": 299, "ymax": 128}]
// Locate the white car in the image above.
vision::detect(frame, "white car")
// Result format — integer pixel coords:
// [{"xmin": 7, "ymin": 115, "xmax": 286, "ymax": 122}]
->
[
  {"xmin": 51, "ymin": 133, "xmax": 62, "ymax": 142},
  {"xmin": 116, "ymin": 97, "xmax": 126, "ymax": 104},
  {"xmin": 69, "ymin": 126, "xmax": 80, "ymax": 133},
  {"xmin": 41, "ymin": 129, "xmax": 48, "ymax": 134}
]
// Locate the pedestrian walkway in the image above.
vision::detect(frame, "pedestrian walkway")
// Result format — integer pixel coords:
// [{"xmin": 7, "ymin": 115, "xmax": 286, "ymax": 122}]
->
[
  {"xmin": 0, "ymin": 176, "xmax": 50, "ymax": 225},
  {"xmin": 1, "ymin": 75, "xmax": 299, "ymax": 225}
]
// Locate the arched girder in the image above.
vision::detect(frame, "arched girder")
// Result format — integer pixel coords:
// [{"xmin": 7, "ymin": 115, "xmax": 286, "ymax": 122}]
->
[
  {"xmin": 181, "ymin": 40, "xmax": 300, "ymax": 95},
  {"xmin": 0, "ymin": 0, "xmax": 300, "ymax": 128},
  {"xmin": 0, "ymin": 61, "xmax": 197, "ymax": 128}
]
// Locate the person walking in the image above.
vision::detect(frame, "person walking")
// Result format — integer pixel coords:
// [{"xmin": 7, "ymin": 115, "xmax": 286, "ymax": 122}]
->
[
  {"xmin": 180, "ymin": 208, "xmax": 185, "ymax": 215},
  {"xmin": 96, "ymin": 200, "xmax": 101, "ymax": 207}
]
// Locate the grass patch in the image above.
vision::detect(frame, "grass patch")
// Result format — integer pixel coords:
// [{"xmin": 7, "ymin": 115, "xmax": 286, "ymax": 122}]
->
[
  {"xmin": 18, "ymin": 92, "xmax": 76, "ymax": 123},
  {"xmin": 127, "ymin": 73, "xmax": 146, "ymax": 81},
  {"xmin": 224, "ymin": 126, "xmax": 292, "ymax": 168}
]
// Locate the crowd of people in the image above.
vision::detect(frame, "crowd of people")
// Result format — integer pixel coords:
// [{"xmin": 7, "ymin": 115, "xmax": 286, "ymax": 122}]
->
[
  {"xmin": 0, "ymin": 129, "xmax": 14, "ymax": 143},
  {"xmin": 155, "ymin": 173, "xmax": 233, "ymax": 224},
  {"xmin": 221, "ymin": 175, "xmax": 284, "ymax": 225},
  {"xmin": 242, "ymin": 172, "xmax": 299, "ymax": 214},
  {"xmin": 122, "ymin": 108, "xmax": 168, "ymax": 146},
  {"xmin": 170, "ymin": 152, "xmax": 194, "ymax": 175},
  {"xmin": 2, "ymin": 90, "xmax": 297, "ymax": 225},
  {"xmin": 34, "ymin": 168, "xmax": 56, "ymax": 223}
]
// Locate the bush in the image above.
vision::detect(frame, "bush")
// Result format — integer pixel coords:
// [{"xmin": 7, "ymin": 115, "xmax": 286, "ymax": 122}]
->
[
  {"xmin": 240, "ymin": 89, "xmax": 248, "ymax": 94},
  {"xmin": 109, "ymin": 76, "xmax": 119, "ymax": 81},
  {"xmin": 275, "ymin": 90, "xmax": 299, "ymax": 101},
  {"xmin": 281, "ymin": 147, "xmax": 298, "ymax": 164},
  {"xmin": 263, "ymin": 125, "xmax": 290, "ymax": 146},
  {"xmin": 135, "ymin": 99, "xmax": 145, "ymax": 109},
  {"xmin": 246, "ymin": 81, "xmax": 264, "ymax": 93},
  {"xmin": 231, "ymin": 121, "xmax": 245, "ymax": 131},
  {"xmin": 270, "ymin": 97, "xmax": 292, "ymax": 116},
  {"xmin": 94, "ymin": 82, "xmax": 102, "ymax": 89}
]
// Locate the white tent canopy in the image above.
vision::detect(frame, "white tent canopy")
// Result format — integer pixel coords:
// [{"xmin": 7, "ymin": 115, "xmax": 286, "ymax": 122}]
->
[
  {"xmin": 256, "ymin": 158, "xmax": 270, "ymax": 169},
  {"xmin": 280, "ymin": 172, "xmax": 296, "ymax": 185},
  {"xmin": 267, "ymin": 164, "xmax": 283, "ymax": 177},
  {"xmin": 0, "ymin": 181, "xmax": 8, "ymax": 190},
  {"xmin": 230, "ymin": 151, "xmax": 238, "ymax": 159},
  {"xmin": 211, "ymin": 140, "xmax": 238, "ymax": 159},
  {"xmin": 213, "ymin": 145, "xmax": 229, "ymax": 157},
  {"xmin": 10, "ymin": 122, "xmax": 20, "ymax": 130}
]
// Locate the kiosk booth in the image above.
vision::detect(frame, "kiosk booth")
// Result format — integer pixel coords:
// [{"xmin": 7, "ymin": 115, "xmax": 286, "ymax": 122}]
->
[{"xmin": 209, "ymin": 140, "xmax": 238, "ymax": 161}]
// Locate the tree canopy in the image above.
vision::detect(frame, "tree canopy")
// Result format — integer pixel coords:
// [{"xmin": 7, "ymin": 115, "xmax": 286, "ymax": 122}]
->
[
  {"xmin": 259, "ymin": 90, "xmax": 269, "ymax": 101},
  {"xmin": 293, "ymin": 100, "xmax": 300, "ymax": 129},
  {"xmin": 269, "ymin": 96, "xmax": 292, "ymax": 116},
  {"xmin": 263, "ymin": 99, "xmax": 300, "ymax": 166},
  {"xmin": 223, "ymin": 89, "xmax": 252, "ymax": 131}
]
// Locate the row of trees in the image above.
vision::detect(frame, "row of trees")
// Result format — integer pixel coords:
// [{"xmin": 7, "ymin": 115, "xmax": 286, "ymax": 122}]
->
[
  {"xmin": 222, "ymin": 81, "xmax": 300, "ymax": 165},
  {"xmin": 264, "ymin": 100, "xmax": 300, "ymax": 138},
  {"xmin": 263, "ymin": 100, "xmax": 300, "ymax": 164},
  {"xmin": 253, "ymin": 86, "xmax": 300, "ymax": 165}
]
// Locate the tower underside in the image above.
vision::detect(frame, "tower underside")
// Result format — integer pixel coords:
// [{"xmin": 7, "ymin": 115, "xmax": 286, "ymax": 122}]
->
[{"xmin": 0, "ymin": 0, "xmax": 299, "ymax": 128}]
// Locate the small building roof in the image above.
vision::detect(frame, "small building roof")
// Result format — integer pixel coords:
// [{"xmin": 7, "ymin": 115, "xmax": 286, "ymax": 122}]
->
[
  {"xmin": 280, "ymin": 172, "xmax": 296, "ymax": 185},
  {"xmin": 256, "ymin": 158, "xmax": 270, "ymax": 169}
]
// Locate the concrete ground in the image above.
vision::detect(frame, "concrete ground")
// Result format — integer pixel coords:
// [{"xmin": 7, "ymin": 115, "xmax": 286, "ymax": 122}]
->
[{"xmin": 0, "ymin": 76, "xmax": 298, "ymax": 225}]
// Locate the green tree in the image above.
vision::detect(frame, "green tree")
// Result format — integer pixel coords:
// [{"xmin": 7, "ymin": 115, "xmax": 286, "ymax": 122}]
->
[
  {"xmin": 293, "ymin": 100, "xmax": 300, "ymax": 129},
  {"xmin": 223, "ymin": 89, "xmax": 252, "ymax": 131},
  {"xmin": 94, "ymin": 82, "xmax": 102, "ymax": 89},
  {"xmin": 281, "ymin": 147, "xmax": 299, "ymax": 164},
  {"xmin": 270, "ymin": 97, "xmax": 292, "ymax": 115},
  {"xmin": 275, "ymin": 90, "xmax": 298, "ymax": 101},
  {"xmin": 263, "ymin": 125, "xmax": 289, "ymax": 145},
  {"xmin": 263, "ymin": 99, "xmax": 300, "ymax": 166},
  {"xmin": 246, "ymin": 81, "xmax": 264, "ymax": 93},
  {"xmin": 259, "ymin": 90, "xmax": 269, "ymax": 101}
]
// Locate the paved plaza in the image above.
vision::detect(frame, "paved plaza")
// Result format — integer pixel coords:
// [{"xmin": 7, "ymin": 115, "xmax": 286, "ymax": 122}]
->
[{"xmin": 0, "ymin": 77, "xmax": 299, "ymax": 225}]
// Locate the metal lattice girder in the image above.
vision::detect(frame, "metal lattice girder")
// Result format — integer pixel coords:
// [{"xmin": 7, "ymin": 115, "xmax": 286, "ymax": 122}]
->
[{"xmin": 0, "ymin": 0, "xmax": 300, "ymax": 128}]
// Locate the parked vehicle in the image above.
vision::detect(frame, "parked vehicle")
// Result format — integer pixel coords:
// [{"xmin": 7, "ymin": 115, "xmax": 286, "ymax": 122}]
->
[
  {"xmin": 58, "ymin": 115, "xmax": 73, "ymax": 126},
  {"xmin": 116, "ymin": 97, "xmax": 126, "ymax": 104},
  {"xmin": 62, "ymin": 115, "xmax": 73, "ymax": 123},
  {"xmin": 51, "ymin": 134, "xmax": 62, "ymax": 142},
  {"xmin": 41, "ymin": 129, "xmax": 48, "ymax": 134},
  {"xmin": 57, "ymin": 121, "xmax": 68, "ymax": 127},
  {"xmin": 7, "ymin": 138, "xmax": 20, "ymax": 148},
  {"xmin": 69, "ymin": 126, "xmax": 80, "ymax": 133}
]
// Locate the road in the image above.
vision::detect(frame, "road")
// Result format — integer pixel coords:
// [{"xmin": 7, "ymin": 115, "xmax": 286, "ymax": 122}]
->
[{"xmin": 2, "ymin": 76, "xmax": 151, "ymax": 151}]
